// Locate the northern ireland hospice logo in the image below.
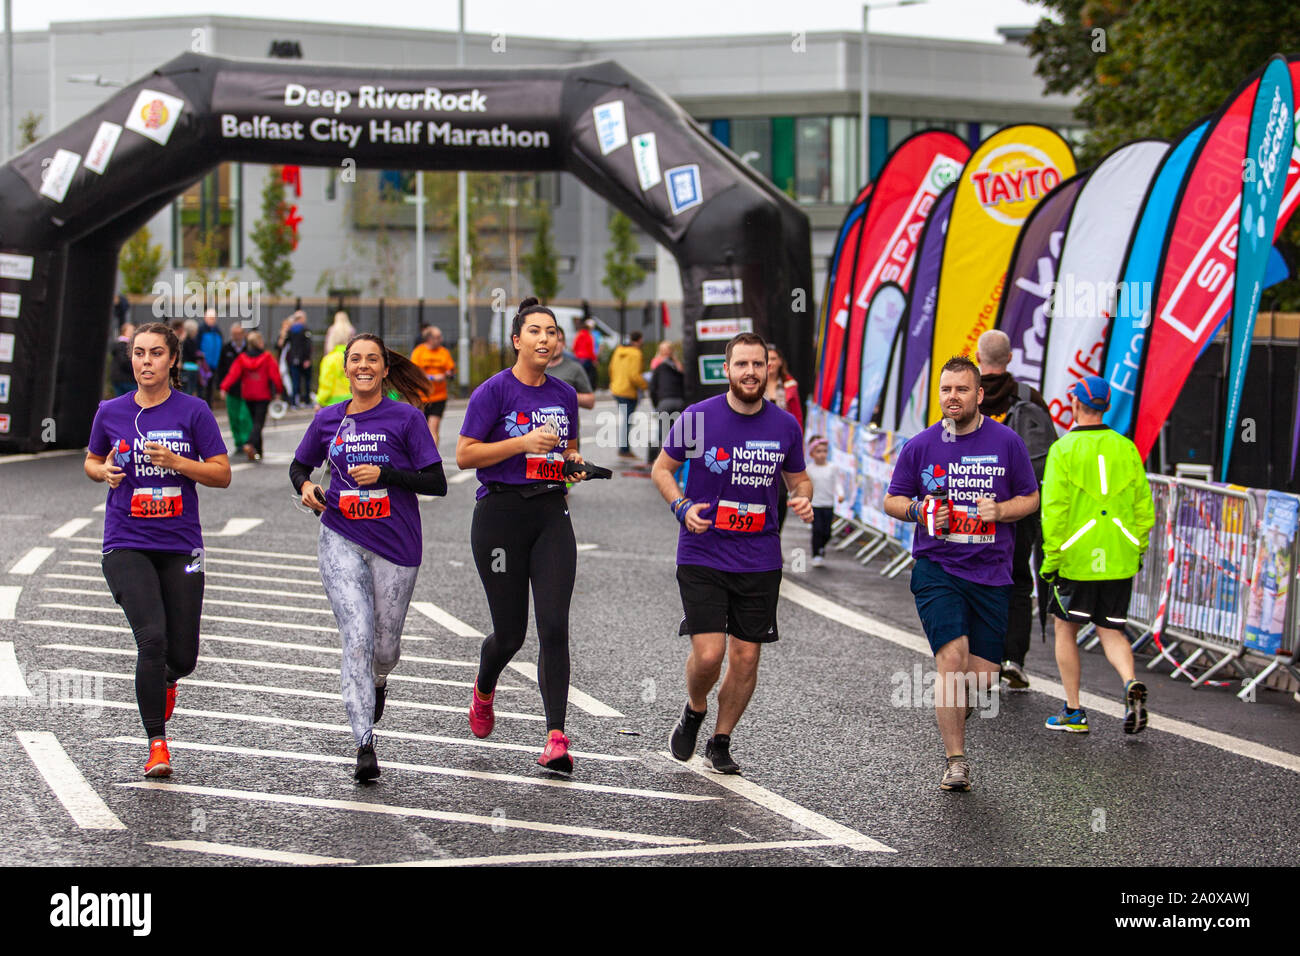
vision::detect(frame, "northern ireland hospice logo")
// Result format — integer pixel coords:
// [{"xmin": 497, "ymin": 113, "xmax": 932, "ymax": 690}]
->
[
  {"xmin": 113, "ymin": 438, "xmax": 132, "ymax": 468},
  {"xmin": 921, "ymin": 463, "xmax": 947, "ymax": 493},
  {"xmin": 504, "ymin": 411, "xmax": 531, "ymax": 438},
  {"xmin": 704, "ymin": 446, "xmax": 731, "ymax": 474}
]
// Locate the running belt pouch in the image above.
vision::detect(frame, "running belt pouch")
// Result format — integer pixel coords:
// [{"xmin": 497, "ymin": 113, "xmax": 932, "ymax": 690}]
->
[
  {"xmin": 491, "ymin": 481, "xmax": 565, "ymax": 498},
  {"xmin": 563, "ymin": 459, "xmax": 612, "ymax": 480}
]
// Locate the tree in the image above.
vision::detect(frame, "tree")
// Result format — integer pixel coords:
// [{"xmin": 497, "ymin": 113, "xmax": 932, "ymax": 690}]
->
[
  {"xmin": 1024, "ymin": 0, "xmax": 1300, "ymax": 308},
  {"xmin": 189, "ymin": 229, "xmax": 225, "ymax": 287},
  {"xmin": 118, "ymin": 226, "xmax": 165, "ymax": 295},
  {"xmin": 602, "ymin": 211, "xmax": 646, "ymax": 335},
  {"xmin": 18, "ymin": 112, "xmax": 42, "ymax": 148},
  {"xmin": 246, "ymin": 165, "xmax": 296, "ymax": 296},
  {"xmin": 522, "ymin": 200, "xmax": 559, "ymax": 303}
]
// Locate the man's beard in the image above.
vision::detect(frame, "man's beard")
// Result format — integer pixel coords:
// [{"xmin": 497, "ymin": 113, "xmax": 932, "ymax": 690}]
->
[
  {"xmin": 729, "ymin": 376, "xmax": 765, "ymax": 403},
  {"xmin": 944, "ymin": 402, "xmax": 976, "ymax": 428}
]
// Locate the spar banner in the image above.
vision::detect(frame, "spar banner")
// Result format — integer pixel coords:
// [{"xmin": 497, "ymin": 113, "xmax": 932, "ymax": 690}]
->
[
  {"xmin": 837, "ymin": 131, "xmax": 969, "ymax": 419},
  {"xmin": 995, "ymin": 171, "xmax": 1087, "ymax": 393},
  {"xmin": 1103, "ymin": 122, "xmax": 1208, "ymax": 437},
  {"xmin": 855, "ymin": 282, "xmax": 908, "ymax": 424},
  {"xmin": 1040, "ymin": 140, "xmax": 1169, "ymax": 434},
  {"xmin": 894, "ymin": 183, "xmax": 956, "ymax": 435},
  {"xmin": 814, "ymin": 185, "xmax": 872, "ymax": 409},
  {"xmin": 1222, "ymin": 57, "xmax": 1294, "ymax": 479},
  {"xmin": 1135, "ymin": 61, "xmax": 1278, "ymax": 459},
  {"xmin": 928, "ymin": 125, "xmax": 1076, "ymax": 424}
]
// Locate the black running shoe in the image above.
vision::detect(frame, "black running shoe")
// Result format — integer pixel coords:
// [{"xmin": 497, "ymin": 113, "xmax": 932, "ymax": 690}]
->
[
  {"xmin": 669, "ymin": 702, "xmax": 706, "ymax": 761},
  {"xmin": 703, "ymin": 734, "xmax": 741, "ymax": 774},
  {"xmin": 355, "ymin": 742, "xmax": 380, "ymax": 782},
  {"xmin": 374, "ymin": 683, "xmax": 386, "ymax": 723}
]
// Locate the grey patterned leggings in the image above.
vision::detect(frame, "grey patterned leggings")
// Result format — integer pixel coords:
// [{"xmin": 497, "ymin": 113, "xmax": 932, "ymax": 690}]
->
[{"xmin": 318, "ymin": 523, "xmax": 420, "ymax": 747}]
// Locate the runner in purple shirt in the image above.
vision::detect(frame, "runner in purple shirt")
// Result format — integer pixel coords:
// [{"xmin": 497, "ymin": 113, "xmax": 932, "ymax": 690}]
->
[
  {"xmin": 651, "ymin": 332, "xmax": 812, "ymax": 775},
  {"xmin": 84, "ymin": 323, "xmax": 231, "ymax": 778},
  {"xmin": 458, "ymin": 297, "xmax": 593, "ymax": 775},
  {"xmin": 290, "ymin": 333, "xmax": 447, "ymax": 782},
  {"xmin": 884, "ymin": 355, "xmax": 1039, "ymax": 792}
]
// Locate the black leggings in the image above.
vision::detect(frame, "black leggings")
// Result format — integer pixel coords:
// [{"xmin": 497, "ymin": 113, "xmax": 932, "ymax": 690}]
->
[
  {"xmin": 102, "ymin": 549, "xmax": 204, "ymax": 738},
  {"xmin": 246, "ymin": 400, "xmax": 269, "ymax": 454},
  {"xmin": 471, "ymin": 490, "xmax": 577, "ymax": 732}
]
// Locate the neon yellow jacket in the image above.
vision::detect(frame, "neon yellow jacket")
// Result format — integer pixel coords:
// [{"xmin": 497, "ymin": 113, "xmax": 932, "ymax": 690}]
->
[
  {"xmin": 315, "ymin": 345, "xmax": 349, "ymax": 406},
  {"xmin": 609, "ymin": 345, "xmax": 647, "ymax": 399},
  {"xmin": 1040, "ymin": 424, "xmax": 1154, "ymax": 580}
]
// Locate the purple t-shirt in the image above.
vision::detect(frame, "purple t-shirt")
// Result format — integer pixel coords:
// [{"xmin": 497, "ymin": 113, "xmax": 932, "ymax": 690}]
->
[
  {"xmin": 295, "ymin": 398, "xmax": 441, "ymax": 567},
  {"xmin": 886, "ymin": 417, "xmax": 1037, "ymax": 586},
  {"xmin": 663, "ymin": 394, "xmax": 806, "ymax": 573},
  {"xmin": 87, "ymin": 390, "xmax": 227, "ymax": 555},
  {"xmin": 460, "ymin": 368, "xmax": 579, "ymax": 500}
]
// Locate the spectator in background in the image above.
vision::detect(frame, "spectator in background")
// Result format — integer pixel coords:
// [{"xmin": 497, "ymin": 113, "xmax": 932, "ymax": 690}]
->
[
  {"xmin": 649, "ymin": 340, "xmax": 673, "ymax": 371},
  {"xmin": 609, "ymin": 330, "xmax": 648, "ymax": 459},
  {"xmin": 805, "ymin": 436, "xmax": 836, "ymax": 567},
  {"xmin": 546, "ymin": 327, "xmax": 596, "ymax": 411},
  {"xmin": 765, "ymin": 344, "xmax": 802, "ymax": 529},
  {"xmin": 113, "ymin": 292, "xmax": 130, "ymax": 329},
  {"xmin": 286, "ymin": 311, "xmax": 314, "ymax": 408},
  {"xmin": 315, "ymin": 312, "xmax": 355, "ymax": 408},
  {"xmin": 410, "ymin": 324, "xmax": 456, "ymax": 447},
  {"xmin": 197, "ymin": 308, "xmax": 224, "ymax": 406},
  {"xmin": 176, "ymin": 319, "xmax": 203, "ymax": 396},
  {"xmin": 648, "ymin": 340, "xmax": 685, "ymax": 463},
  {"xmin": 216, "ymin": 323, "xmax": 250, "ymax": 454},
  {"xmin": 573, "ymin": 318, "xmax": 598, "ymax": 390},
  {"xmin": 221, "ymin": 330, "xmax": 284, "ymax": 461},
  {"xmin": 110, "ymin": 323, "xmax": 136, "ymax": 396}
]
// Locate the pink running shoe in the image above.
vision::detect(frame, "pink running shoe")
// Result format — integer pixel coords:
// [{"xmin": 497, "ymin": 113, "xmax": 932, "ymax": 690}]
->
[
  {"xmin": 538, "ymin": 730, "xmax": 573, "ymax": 774},
  {"xmin": 468, "ymin": 685, "xmax": 495, "ymax": 738}
]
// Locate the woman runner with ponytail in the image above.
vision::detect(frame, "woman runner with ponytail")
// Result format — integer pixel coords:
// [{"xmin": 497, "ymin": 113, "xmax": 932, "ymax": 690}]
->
[
  {"xmin": 458, "ymin": 297, "xmax": 592, "ymax": 773},
  {"xmin": 84, "ymin": 323, "xmax": 231, "ymax": 777},
  {"xmin": 290, "ymin": 333, "xmax": 447, "ymax": 782}
]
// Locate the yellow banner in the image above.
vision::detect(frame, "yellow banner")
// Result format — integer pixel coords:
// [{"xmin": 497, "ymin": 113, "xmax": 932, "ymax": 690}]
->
[{"xmin": 927, "ymin": 125, "xmax": 1076, "ymax": 424}]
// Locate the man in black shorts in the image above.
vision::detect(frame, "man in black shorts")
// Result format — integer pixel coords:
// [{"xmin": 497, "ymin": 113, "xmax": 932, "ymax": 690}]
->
[{"xmin": 651, "ymin": 333, "xmax": 811, "ymax": 773}]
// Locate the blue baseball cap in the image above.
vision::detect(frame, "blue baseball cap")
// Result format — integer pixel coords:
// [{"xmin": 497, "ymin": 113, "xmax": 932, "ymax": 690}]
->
[{"xmin": 1069, "ymin": 375, "xmax": 1111, "ymax": 411}]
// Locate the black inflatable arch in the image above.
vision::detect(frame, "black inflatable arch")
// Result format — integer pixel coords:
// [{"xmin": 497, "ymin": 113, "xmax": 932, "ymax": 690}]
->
[{"xmin": 0, "ymin": 52, "xmax": 812, "ymax": 451}]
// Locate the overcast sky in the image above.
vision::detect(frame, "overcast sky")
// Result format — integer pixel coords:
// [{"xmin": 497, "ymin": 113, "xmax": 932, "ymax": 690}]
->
[{"xmin": 11, "ymin": 0, "xmax": 1049, "ymax": 43}]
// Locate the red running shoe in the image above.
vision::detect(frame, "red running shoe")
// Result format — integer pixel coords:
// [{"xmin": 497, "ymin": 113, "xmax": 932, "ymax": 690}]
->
[
  {"xmin": 468, "ymin": 685, "xmax": 495, "ymax": 738},
  {"xmin": 144, "ymin": 739, "xmax": 172, "ymax": 778},
  {"xmin": 538, "ymin": 730, "xmax": 573, "ymax": 774},
  {"xmin": 165, "ymin": 681, "xmax": 178, "ymax": 722}
]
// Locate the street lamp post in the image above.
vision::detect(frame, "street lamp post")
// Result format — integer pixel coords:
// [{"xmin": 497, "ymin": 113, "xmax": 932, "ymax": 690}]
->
[
  {"xmin": 403, "ymin": 172, "xmax": 426, "ymax": 300},
  {"xmin": 860, "ymin": 0, "xmax": 925, "ymax": 188}
]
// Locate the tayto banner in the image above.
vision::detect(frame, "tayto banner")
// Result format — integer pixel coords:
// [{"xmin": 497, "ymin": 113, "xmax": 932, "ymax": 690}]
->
[
  {"xmin": 895, "ymin": 183, "xmax": 956, "ymax": 436},
  {"xmin": 814, "ymin": 185, "xmax": 872, "ymax": 409},
  {"xmin": 996, "ymin": 171, "xmax": 1087, "ymax": 394},
  {"xmin": 1040, "ymin": 140, "xmax": 1168, "ymax": 435},
  {"xmin": 854, "ymin": 282, "xmax": 908, "ymax": 424},
  {"xmin": 1135, "ymin": 62, "xmax": 1273, "ymax": 459},
  {"xmin": 1103, "ymin": 122, "xmax": 1208, "ymax": 438},
  {"xmin": 837, "ymin": 131, "xmax": 968, "ymax": 420},
  {"xmin": 1222, "ymin": 56, "xmax": 1294, "ymax": 480},
  {"xmin": 928, "ymin": 125, "xmax": 1075, "ymax": 424}
]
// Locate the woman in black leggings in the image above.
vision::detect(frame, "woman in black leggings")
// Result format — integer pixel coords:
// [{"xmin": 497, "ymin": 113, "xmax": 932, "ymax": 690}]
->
[
  {"xmin": 457, "ymin": 297, "xmax": 590, "ymax": 773},
  {"xmin": 84, "ymin": 323, "xmax": 231, "ymax": 776}
]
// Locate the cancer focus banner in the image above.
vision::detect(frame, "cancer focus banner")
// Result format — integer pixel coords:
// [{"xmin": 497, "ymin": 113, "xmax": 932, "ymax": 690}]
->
[
  {"xmin": 837, "ymin": 131, "xmax": 968, "ymax": 420},
  {"xmin": 928, "ymin": 125, "xmax": 1075, "ymax": 424},
  {"xmin": 813, "ymin": 184, "xmax": 872, "ymax": 409}
]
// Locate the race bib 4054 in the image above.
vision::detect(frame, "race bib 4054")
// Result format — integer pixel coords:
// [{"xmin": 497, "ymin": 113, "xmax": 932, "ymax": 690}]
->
[{"xmin": 525, "ymin": 453, "xmax": 565, "ymax": 482}]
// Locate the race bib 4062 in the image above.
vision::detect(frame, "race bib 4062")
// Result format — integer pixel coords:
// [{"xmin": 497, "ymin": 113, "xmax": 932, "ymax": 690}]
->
[{"xmin": 339, "ymin": 489, "xmax": 390, "ymax": 520}]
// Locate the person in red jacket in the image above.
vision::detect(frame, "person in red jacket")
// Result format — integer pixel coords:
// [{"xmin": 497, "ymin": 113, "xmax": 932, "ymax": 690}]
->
[
  {"xmin": 220, "ymin": 330, "xmax": 284, "ymax": 460},
  {"xmin": 572, "ymin": 319, "xmax": 598, "ymax": 390}
]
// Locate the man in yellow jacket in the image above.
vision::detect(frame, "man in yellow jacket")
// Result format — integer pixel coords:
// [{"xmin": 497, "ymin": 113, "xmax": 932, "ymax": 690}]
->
[{"xmin": 609, "ymin": 331, "xmax": 647, "ymax": 459}]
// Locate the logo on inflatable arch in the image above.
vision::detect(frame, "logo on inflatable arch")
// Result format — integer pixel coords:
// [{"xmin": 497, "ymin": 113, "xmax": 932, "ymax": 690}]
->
[
  {"xmin": 113, "ymin": 438, "xmax": 132, "ymax": 468},
  {"xmin": 921, "ymin": 463, "xmax": 947, "ymax": 493},
  {"xmin": 504, "ymin": 411, "xmax": 532, "ymax": 438},
  {"xmin": 704, "ymin": 446, "xmax": 731, "ymax": 474},
  {"xmin": 968, "ymin": 144, "xmax": 1062, "ymax": 227},
  {"xmin": 124, "ymin": 89, "xmax": 185, "ymax": 146}
]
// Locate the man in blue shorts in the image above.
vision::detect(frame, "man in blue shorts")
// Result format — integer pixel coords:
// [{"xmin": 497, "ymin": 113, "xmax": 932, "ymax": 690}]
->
[{"xmin": 884, "ymin": 356, "xmax": 1039, "ymax": 791}]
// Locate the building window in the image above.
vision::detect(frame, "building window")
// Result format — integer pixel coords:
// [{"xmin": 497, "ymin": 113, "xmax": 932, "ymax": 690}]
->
[
  {"xmin": 829, "ymin": 116, "xmax": 859, "ymax": 204},
  {"xmin": 731, "ymin": 117, "xmax": 773, "ymax": 181},
  {"xmin": 795, "ymin": 117, "xmax": 830, "ymax": 204},
  {"xmin": 173, "ymin": 163, "xmax": 241, "ymax": 269}
]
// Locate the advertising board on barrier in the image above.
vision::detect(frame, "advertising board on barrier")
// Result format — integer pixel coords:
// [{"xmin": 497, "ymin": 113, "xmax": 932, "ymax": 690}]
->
[{"xmin": 1245, "ymin": 490, "xmax": 1298, "ymax": 655}]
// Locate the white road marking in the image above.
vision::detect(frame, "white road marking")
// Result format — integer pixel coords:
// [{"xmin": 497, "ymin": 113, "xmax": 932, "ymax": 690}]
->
[
  {"xmin": 201, "ymin": 544, "xmax": 319, "ymax": 563},
  {"xmin": 49, "ymin": 518, "xmax": 92, "ymax": 539},
  {"xmin": 779, "ymin": 579, "xmax": 1300, "ymax": 777},
  {"xmin": 68, "ymin": 548, "xmax": 307, "ymax": 574},
  {"xmin": 0, "ymin": 586, "xmax": 19, "ymax": 619},
  {"xmin": 62, "ymin": 669, "xmax": 545, "ymax": 722},
  {"xmin": 39, "ymin": 644, "xmax": 524, "ymax": 691},
  {"xmin": 149, "ymin": 840, "xmax": 354, "ymax": 865},
  {"xmin": 9, "ymin": 547, "xmax": 55, "ymax": 575},
  {"xmin": 44, "ymin": 574, "xmax": 330, "ymax": 603},
  {"xmin": 0, "ymin": 450, "xmax": 81, "ymax": 465},
  {"xmin": 507, "ymin": 660, "xmax": 625, "ymax": 718},
  {"xmin": 374, "ymin": 838, "xmax": 882, "ymax": 867},
  {"xmin": 92, "ymin": 503, "xmax": 106, "ymax": 512},
  {"xmin": 58, "ymin": 560, "xmax": 322, "ymax": 588},
  {"xmin": 0, "ymin": 642, "xmax": 31, "ymax": 696},
  {"xmin": 106, "ymin": 737, "xmax": 716, "ymax": 802},
  {"xmin": 669, "ymin": 751, "xmax": 893, "ymax": 852},
  {"xmin": 206, "ymin": 518, "xmax": 265, "ymax": 537},
  {"xmin": 67, "ymin": 699, "xmax": 632, "ymax": 761},
  {"xmin": 448, "ymin": 470, "xmax": 476, "ymax": 485},
  {"xmin": 411, "ymin": 601, "xmax": 484, "ymax": 638},
  {"xmin": 15, "ymin": 731, "xmax": 125, "ymax": 830},
  {"xmin": 119, "ymin": 781, "xmax": 691, "ymax": 845}
]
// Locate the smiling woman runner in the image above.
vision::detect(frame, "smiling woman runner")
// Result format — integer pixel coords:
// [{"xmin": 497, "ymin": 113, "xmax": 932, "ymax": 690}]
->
[
  {"xmin": 290, "ymin": 333, "xmax": 447, "ymax": 782},
  {"xmin": 457, "ymin": 297, "xmax": 591, "ymax": 774},
  {"xmin": 84, "ymin": 322, "xmax": 231, "ymax": 778}
]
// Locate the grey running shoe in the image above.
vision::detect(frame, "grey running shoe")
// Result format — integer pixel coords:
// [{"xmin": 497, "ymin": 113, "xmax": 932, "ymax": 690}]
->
[
  {"xmin": 940, "ymin": 755, "xmax": 971, "ymax": 791},
  {"xmin": 1001, "ymin": 660, "xmax": 1030, "ymax": 690},
  {"xmin": 1123, "ymin": 679, "xmax": 1148, "ymax": 735}
]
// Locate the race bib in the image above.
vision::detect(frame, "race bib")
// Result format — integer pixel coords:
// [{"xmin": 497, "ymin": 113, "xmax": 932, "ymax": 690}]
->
[
  {"xmin": 130, "ymin": 486, "xmax": 182, "ymax": 518},
  {"xmin": 338, "ymin": 488, "xmax": 390, "ymax": 520},
  {"xmin": 714, "ymin": 499, "xmax": 766, "ymax": 533},
  {"xmin": 947, "ymin": 503, "xmax": 995, "ymax": 544},
  {"xmin": 525, "ymin": 453, "xmax": 565, "ymax": 482}
]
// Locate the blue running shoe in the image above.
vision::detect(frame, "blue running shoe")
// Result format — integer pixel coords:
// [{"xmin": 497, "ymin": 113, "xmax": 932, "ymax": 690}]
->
[
  {"xmin": 1045, "ymin": 706, "xmax": 1089, "ymax": 733},
  {"xmin": 1123, "ymin": 679, "xmax": 1148, "ymax": 735}
]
